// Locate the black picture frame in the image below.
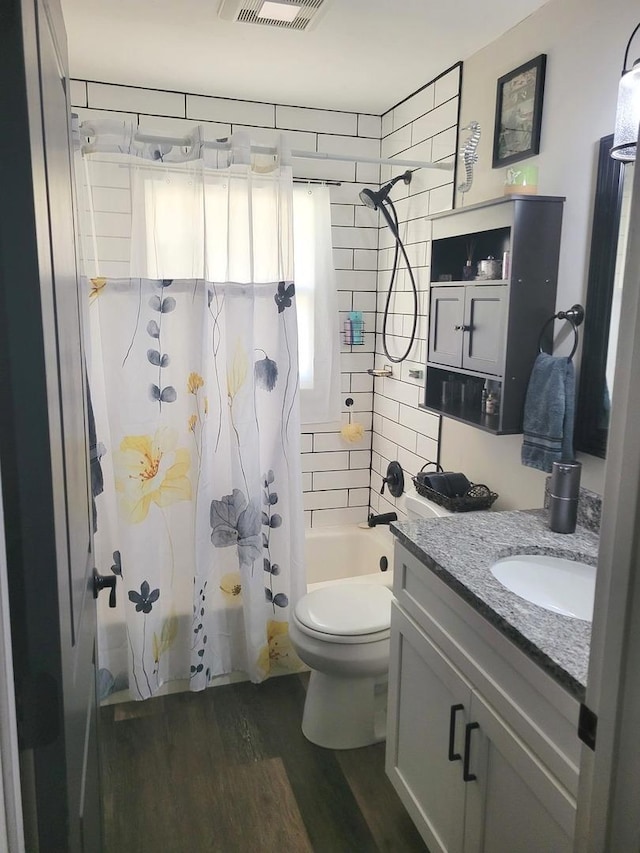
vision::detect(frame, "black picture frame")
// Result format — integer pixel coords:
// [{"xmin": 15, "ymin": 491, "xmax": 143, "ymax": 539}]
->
[{"xmin": 492, "ymin": 54, "xmax": 546, "ymax": 168}]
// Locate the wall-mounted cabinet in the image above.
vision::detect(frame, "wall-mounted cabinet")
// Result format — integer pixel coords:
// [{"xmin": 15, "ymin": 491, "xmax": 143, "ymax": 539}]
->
[
  {"xmin": 424, "ymin": 195, "xmax": 564, "ymax": 434},
  {"xmin": 429, "ymin": 285, "xmax": 507, "ymax": 375}
]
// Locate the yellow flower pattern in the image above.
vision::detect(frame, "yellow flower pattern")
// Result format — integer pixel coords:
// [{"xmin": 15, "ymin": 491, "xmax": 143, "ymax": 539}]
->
[
  {"xmin": 115, "ymin": 427, "xmax": 191, "ymax": 524},
  {"xmin": 152, "ymin": 615, "xmax": 178, "ymax": 664},
  {"xmin": 220, "ymin": 572, "xmax": 243, "ymax": 601},
  {"xmin": 257, "ymin": 621, "xmax": 304, "ymax": 676},
  {"xmin": 187, "ymin": 372, "xmax": 204, "ymax": 394},
  {"xmin": 89, "ymin": 277, "xmax": 107, "ymax": 301},
  {"xmin": 227, "ymin": 342, "xmax": 248, "ymax": 399}
]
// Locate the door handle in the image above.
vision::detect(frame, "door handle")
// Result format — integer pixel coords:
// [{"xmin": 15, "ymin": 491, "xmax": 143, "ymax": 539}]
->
[
  {"xmin": 448, "ymin": 703, "xmax": 464, "ymax": 761},
  {"xmin": 463, "ymin": 721, "xmax": 480, "ymax": 782},
  {"xmin": 93, "ymin": 569, "xmax": 117, "ymax": 608},
  {"xmin": 454, "ymin": 324, "xmax": 471, "ymax": 332}
]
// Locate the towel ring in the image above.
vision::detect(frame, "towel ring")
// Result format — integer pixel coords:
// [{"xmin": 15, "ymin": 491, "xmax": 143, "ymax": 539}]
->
[{"xmin": 538, "ymin": 304, "xmax": 585, "ymax": 361}]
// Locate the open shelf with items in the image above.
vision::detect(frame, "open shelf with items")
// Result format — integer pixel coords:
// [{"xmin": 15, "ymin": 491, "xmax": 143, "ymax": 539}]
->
[
  {"xmin": 422, "ymin": 367, "xmax": 502, "ymax": 433},
  {"xmin": 431, "ymin": 227, "xmax": 511, "ymax": 284},
  {"xmin": 424, "ymin": 195, "xmax": 565, "ymax": 435}
]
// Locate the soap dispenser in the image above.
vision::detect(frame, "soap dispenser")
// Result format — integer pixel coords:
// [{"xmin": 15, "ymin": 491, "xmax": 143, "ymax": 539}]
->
[{"xmin": 548, "ymin": 461, "xmax": 581, "ymax": 534}]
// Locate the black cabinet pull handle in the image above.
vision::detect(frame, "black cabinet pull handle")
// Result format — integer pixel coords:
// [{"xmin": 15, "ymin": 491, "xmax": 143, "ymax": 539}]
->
[
  {"xmin": 463, "ymin": 721, "xmax": 480, "ymax": 782},
  {"xmin": 454, "ymin": 324, "xmax": 471, "ymax": 332},
  {"xmin": 93, "ymin": 569, "xmax": 117, "ymax": 608},
  {"xmin": 448, "ymin": 704, "xmax": 464, "ymax": 761}
]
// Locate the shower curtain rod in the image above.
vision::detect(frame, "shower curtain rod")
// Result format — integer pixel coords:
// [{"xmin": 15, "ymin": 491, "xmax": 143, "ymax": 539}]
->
[{"xmin": 79, "ymin": 122, "xmax": 453, "ymax": 172}]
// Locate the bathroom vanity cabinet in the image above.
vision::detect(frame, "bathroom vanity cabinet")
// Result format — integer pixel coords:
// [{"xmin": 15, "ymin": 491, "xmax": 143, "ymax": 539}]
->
[
  {"xmin": 424, "ymin": 195, "xmax": 564, "ymax": 434},
  {"xmin": 386, "ymin": 542, "xmax": 579, "ymax": 852}
]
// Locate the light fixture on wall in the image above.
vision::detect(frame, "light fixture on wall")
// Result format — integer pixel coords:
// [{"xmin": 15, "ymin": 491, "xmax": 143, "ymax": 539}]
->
[{"xmin": 611, "ymin": 22, "xmax": 640, "ymax": 162}]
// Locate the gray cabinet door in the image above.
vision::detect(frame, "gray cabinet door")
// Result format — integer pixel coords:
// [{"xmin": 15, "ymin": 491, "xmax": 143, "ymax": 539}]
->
[
  {"xmin": 429, "ymin": 287, "xmax": 465, "ymax": 368},
  {"xmin": 462, "ymin": 286, "xmax": 507, "ymax": 375}
]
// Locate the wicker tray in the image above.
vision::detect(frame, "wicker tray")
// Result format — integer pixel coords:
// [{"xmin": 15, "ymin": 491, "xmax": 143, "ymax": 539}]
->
[{"xmin": 412, "ymin": 462, "xmax": 498, "ymax": 513}]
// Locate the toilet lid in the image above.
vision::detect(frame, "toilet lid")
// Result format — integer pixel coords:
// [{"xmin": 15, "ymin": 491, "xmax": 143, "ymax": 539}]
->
[{"xmin": 295, "ymin": 584, "xmax": 393, "ymax": 636}]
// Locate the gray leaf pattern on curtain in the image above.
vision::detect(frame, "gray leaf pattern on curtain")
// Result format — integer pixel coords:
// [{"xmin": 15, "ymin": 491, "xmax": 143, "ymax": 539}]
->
[{"xmin": 82, "ymin": 136, "xmax": 307, "ymax": 700}]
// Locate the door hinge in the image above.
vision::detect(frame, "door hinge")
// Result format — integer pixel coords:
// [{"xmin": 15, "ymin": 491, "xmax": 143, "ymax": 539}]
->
[{"xmin": 578, "ymin": 702, "xmax": 597, "ymax": 751}]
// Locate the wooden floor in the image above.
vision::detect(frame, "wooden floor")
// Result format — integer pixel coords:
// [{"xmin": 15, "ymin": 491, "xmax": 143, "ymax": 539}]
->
[{"xmin": 100, "ymin": 673, "xmax": 428, "ymax": 853}]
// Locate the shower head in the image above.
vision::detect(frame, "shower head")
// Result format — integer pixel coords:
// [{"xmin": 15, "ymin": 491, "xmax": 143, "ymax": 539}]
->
[
  {"xmin": 359, "ymin": 187, "xmax": 379, "ymax": 209},
  {"xmin": 358, "ymin": 170, "xmax": 413, "ymax": 210}
]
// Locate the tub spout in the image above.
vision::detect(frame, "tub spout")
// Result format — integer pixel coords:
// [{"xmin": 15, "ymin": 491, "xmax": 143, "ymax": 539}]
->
[{"xmin": 367, "ymin": 512, "xmax": 398, "ymax": 527}]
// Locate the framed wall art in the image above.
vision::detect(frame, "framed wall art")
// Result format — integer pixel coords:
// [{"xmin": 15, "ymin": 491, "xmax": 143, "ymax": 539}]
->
[{"xmin": 492, "ymin": 54, "xmax": 547, "ymax": 168}]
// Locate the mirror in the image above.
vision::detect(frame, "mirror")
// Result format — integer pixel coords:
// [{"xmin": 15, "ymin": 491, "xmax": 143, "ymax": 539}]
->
[{"xmin": 575, "ymin": 135, "xmax": 633, "ymax": 458}]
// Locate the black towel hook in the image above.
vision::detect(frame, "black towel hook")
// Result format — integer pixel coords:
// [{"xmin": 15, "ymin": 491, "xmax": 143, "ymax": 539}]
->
[{"xmin": 538, "ymin": 304, "xmax": 585, "ymax": 361}]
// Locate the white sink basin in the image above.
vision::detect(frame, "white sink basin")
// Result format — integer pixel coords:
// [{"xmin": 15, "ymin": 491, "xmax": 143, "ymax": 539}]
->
[{"xmin": 490, "ymin": 555, "xmax": 596, "ymax": 621}]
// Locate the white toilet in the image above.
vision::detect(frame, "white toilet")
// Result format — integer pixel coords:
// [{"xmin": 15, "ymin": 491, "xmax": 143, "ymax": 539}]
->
[{"xmin": 290, "ymin": 488, "xmax": 451, "ymax": 750}]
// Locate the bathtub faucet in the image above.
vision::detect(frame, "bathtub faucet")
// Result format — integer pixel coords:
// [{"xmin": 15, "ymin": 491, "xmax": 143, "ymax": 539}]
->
[{"xmin": 367, "ymin": 512, "xmax": 398, "ymax": 527}]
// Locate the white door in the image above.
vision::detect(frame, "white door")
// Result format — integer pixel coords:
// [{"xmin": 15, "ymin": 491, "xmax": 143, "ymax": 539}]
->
[
  {"xmin": 574, "ymin": 134, "xmax": 640, "ymax": 849},
  {"xmin": 386, "ymin": 604, "xmax": 470, "ymax": 853},
  {"xmin": 463, "ymin": 692, "xmax": 575, "ymax": 853},
  {"xmin": 0, "ymin": 1, "xmax": 103, "ymax": 850}
]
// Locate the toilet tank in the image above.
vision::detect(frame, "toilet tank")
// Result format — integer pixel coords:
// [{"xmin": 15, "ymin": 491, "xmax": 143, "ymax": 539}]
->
[{"xmin": 404, "ymin": 487, "xmax": 452, "ymax": 520}]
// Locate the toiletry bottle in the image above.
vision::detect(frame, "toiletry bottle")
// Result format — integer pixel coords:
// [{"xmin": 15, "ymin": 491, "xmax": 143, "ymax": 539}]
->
[
  {"xmin": 485, "ymin": 392, "xmax": 496, "ymax": 415},
  {"xmin": 349, "ymin": 310, "xmax": 363, "ymax": 345},
  {"xmin": 481, "ymin": 380, "xmax": 489, "ymax": 413},
  {"xmin": 549, "ymin": 461, "xmax": 581, "ymax": 534},
  {"xmin": 502, "ymin": 250, "xmax": 510, "ymax": 280}
]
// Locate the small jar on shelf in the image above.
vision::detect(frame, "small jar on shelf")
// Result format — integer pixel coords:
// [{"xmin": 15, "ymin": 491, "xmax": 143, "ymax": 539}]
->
[{"xmin": 485, "ymin": 392, "xmax": 500, "ymax": 416}]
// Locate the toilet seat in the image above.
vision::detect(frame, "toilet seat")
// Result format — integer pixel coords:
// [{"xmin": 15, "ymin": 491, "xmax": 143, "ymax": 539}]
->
[{"xmin": 294, "ymin": 584, "xmax": 392, "ymax": 644}]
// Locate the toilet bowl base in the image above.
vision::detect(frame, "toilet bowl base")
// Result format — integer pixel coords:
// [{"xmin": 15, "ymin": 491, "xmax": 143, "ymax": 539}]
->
[{"xmin": 301, "ymin": 670, "xmax": 388, "ymax": 749}]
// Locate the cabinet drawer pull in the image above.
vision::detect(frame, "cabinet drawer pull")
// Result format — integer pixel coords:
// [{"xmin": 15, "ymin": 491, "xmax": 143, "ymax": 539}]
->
[
  {"xmin": 463, "ymin": 721, "xmax": 480, "ymax": 782},
  {"xmin": 454, "ymin": 324, "xmax": 471, "ymax": 332},
  {"xmin": 448, "ymin": 704, "xmax": 464, "ymax": 761}
]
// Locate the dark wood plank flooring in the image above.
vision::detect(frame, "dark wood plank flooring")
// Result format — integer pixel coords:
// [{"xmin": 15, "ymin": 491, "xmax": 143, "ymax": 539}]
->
[{"xmin": 100, "ymin": 673, "xmax": 428, "ymax": 852}]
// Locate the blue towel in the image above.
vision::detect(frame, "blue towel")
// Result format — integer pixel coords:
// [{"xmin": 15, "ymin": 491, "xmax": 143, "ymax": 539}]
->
[{"xmin": 521, "ymin": 353, "xmax": 575, "ymax": 473}]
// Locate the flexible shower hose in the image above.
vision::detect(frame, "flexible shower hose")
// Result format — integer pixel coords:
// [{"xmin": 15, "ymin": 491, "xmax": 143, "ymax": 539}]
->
[{"xmin": 379, "ymin": 198, "xmax": 419, "ymax": 364}]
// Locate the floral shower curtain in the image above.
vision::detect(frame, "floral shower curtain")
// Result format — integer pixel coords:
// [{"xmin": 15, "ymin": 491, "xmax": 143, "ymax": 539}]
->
[{"xmin": 80, "ymin": 129, "xmax": 306, "ymax": 699}]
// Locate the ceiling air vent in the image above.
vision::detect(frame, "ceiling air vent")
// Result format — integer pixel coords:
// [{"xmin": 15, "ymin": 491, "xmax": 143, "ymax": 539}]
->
[{"xmin": 218, "ymin": 0, "xmax": 331, "ymax": 32}]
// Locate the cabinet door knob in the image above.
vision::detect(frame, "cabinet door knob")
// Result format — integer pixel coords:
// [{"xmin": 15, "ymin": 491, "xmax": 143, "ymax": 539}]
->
[
  {"xmin": 463, "ymin": 721, "xmax": 480, "ymax": 782},
  {"xmin": 454, "ymin": 324, "xmax": 471, "ymax": 332},
  {"xmin": 448, "ymin": 703, "xmax": 464, "ymax": 761}
]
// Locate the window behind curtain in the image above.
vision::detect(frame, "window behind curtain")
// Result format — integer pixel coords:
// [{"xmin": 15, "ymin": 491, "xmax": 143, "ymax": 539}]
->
[
  {"xmin": 292, "ymin": 184, "xmax": 341, "ymax": 424},
  {"xmin": 138, "ymin": 169, "xmax": 340, "ymax": 424}
]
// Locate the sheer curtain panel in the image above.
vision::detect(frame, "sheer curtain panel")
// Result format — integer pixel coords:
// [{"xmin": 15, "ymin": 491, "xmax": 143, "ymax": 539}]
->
[{"xmin": 80, "ymin": 130, "xmax": 306, "ymax": 698}]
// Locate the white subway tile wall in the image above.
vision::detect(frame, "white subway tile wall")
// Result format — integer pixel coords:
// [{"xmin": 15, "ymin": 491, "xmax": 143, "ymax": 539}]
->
[
  {"xmin": 87, "ymin": 82, "xmax": 185, "ymax": 117},
  {"xmin": 72, "ymin": 64, "xmax": 462, "ymax": 528},
  {"xmin": 72, "ymin": 80, "xmax": 383, "ymax": 527},
  {"xmin": 369, "ymin": 64, "xmax": 461, "ymax": 521}
]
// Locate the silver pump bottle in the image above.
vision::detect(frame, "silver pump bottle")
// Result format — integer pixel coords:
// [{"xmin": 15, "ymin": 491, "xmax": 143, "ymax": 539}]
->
[{"xmin": 549, "ymin": 461, "xmax": 581, "ymax": 534}]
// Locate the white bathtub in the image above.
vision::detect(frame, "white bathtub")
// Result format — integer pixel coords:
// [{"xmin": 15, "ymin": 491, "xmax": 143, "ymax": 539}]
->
[{"xmin": 304, "ymin": 523, "xmax": 394, "ymax": 591}]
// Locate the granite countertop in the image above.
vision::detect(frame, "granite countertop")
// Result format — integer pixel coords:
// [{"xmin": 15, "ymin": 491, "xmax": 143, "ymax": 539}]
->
[{"xmin": 391, "ymin": 510, "xmax": 599, "ymax": 701}]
